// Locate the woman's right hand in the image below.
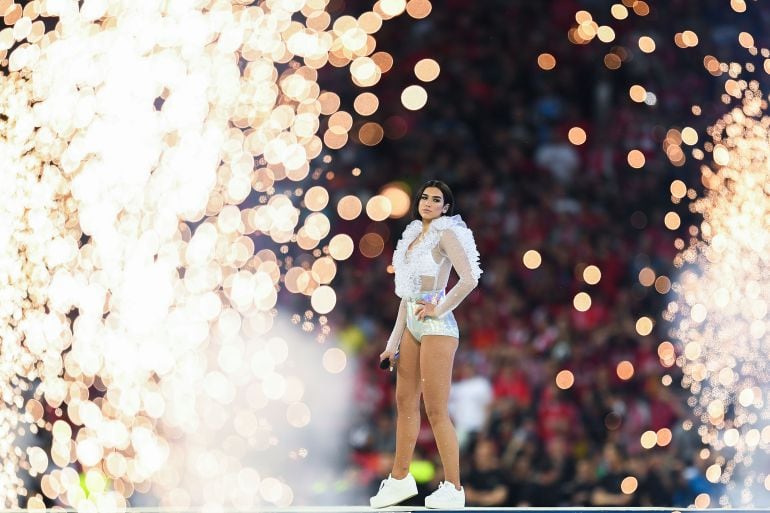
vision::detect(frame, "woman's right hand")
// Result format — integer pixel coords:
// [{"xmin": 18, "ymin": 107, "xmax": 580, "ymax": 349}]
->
[{"xmin": 379, "ymin": 348, "xmax": 396, "ymax": 364}]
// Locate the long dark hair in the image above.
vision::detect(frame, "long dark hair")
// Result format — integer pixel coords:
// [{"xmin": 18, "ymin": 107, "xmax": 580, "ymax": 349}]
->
[{"xmin": 411, "ymin": 180, "xmax": 454, "ymax": 219}]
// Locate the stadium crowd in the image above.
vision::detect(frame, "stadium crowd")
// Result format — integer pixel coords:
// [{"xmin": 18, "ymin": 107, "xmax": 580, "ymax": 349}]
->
[{"xmin": 323, "ymin": 0, "xmax": 762, "ymax": 506}]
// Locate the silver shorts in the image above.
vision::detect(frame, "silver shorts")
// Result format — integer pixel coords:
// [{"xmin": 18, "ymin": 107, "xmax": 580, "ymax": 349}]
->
[{"xmin": 405, "ymin": 289, "xmax": 459, "ymax": 342}]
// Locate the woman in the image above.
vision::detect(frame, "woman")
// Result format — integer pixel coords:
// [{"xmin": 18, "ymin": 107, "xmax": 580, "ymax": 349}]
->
[{"xmin": 370, "ymin": 180, "xmax": 482, "ymax": 509}]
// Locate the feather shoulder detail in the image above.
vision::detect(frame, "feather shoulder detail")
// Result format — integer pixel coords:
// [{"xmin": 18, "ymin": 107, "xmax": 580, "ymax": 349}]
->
[
  {"xmin": 392, "ymin": 220, "xmax": 423, "ymax": 298},
  {"xmin": 433, "ymin": 215, "xmax": 482, "ymax": 280}
]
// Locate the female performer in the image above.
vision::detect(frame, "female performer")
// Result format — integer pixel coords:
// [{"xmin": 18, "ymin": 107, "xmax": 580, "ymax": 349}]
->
[{"xmin": 370, "ymin": 180, "xmax": 482, "ymax": 509}]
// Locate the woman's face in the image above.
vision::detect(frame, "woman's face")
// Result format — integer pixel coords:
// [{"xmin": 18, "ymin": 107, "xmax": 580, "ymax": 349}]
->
[{"xmin": 418, "ymin": 186, "xmax": 448, "ymax": 221}]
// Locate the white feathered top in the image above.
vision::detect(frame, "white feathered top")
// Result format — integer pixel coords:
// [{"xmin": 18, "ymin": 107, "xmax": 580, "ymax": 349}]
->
[{"xmin": 385, "ymin": 214, "xmax": 482, "ymax": 351}]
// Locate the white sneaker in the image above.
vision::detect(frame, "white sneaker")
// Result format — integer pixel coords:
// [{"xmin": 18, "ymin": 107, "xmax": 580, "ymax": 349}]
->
[
  {"xmin": 369, "ymin": 473, "xmax": 418, "ymax": 508},
  {"xmin": 425, "ymin": 481, "xmax": 465, "ymax": 509}
]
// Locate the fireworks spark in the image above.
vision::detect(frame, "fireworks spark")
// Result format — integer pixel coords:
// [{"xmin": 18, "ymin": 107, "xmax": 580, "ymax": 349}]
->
[
  {"xmin": 670, "ymin": 80, "xmax": 770, "ymax": 506},
  {"xmin": 550, "ymin": 0, "xmax": 770, "ymax": 505},
  {"xmin": 0, "ymin": 0, "xmax": 427, "ymax": 509}
]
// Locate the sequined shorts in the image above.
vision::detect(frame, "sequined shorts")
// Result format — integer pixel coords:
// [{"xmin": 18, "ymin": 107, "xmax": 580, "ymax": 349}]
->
[{"xmin": 405, "ymin": 289, "xmax": 460, "ymax": 342}]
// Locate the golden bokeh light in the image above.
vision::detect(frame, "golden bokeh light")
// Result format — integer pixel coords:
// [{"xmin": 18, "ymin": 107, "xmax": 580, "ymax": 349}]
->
[
  {"xmin": 620, "ymin": 477, "xmax": 638, "ymax": 494},
  {"xmin": 381, "ymin": 183, "xmax": 412, "ymax": 218},
  {"xmin": 286, "ymin": 402, "xmax": 312, "ymax": 429},
  {"xmin": 616, "ymin": 361, "xmax": 634, "ymax": 380},
  {"xmin": 337, "ymin": 195, "xmax": 364, "ymax": 221},
  {"xmin": 371, "ymin": 51, "xmax": 394, "ymax": 73},
  {"xmin": 639, "ymin": 267, "xmax": 656, "ymax": 287},
  {"xmin": 629, "ymin": 84, "xmax": 647, "ymax": 102},
  {"xmin": 358, "ymin": 11, "xmax": 383, "ymax": 34},
  {"xmin": 611, "ymin": 4, "xmax": 629, "ymax": 20},
  {"xmin": 354, "ymin": 92, "xmax": 380, "ymax": 116},
  {"xmin": 638, "ymin": 36, "xmax": 656, "ymax": 53},
  {"xmin": 681, "ymin": 126, "xmax": 699, "ymax": 145},
  {"xmin": 311, "ymin": 285, "xmax": 337, "ymax": 314},
  {"xmin": 682, "ymin": 30, "xmax": 699, "ymax": 47},
  {"xmin": 658, "ymin": 341, "xmax": 675, "ymax": 365},
  {"xmin": 597, "ymin": 26, "xmax": 616, "ymax": 43},
  {"xmin": 713, "ymin": 144, "xmax": 730, "ymax": 165},
  {"xmin": 627, "ymin": 149, "xmax": 646, "ymax": 168},
  {"xmin": 739, "ymin": 31, "xmax": 755, "ymax": 49},
  {"xmin": 366, "ymin": 195, "xmax": 393, "ymax": 221},
  {"xmin": 575, "ymin": 10, "xmax": 592, "ymax": 24},
  {"xmin": 359, "ymin": 122, "xmax": 385, "ymax": 146},
  {"xmin": 674, "ymin": 32, "xmax": 687, "ymax": 49},
  {"xmin": 329, "ymin": 110, "xmax": 354, "ymax": 135},
  {"xmin": 305, "ymin": 186, "xmax": 330, "ymax": 212},
  {"xmin": 654, "ymin": 276, "xmax": 672, "ymax": 294},
  {"xmin": 583, "ymin": 265, "xmax": 602, "ymax": 284},
  {"xmin": 406, "ymin": 0, "xmax": 433, "ymax": 19},
  {"xmin": 522, "ymin": 249, "xmax": 542, "ymax": 269},
  {"xmin": 724, "ymin": 427, "xmax": 740, "ymax": 446},
  {"xmin": 329, "ymin": 234, "xmax": 356, "ymax": 261},
  {"xmin": 312, "ymin": 257, "xmax": 338, "ymax": 285},
  {"xmin": 381, "ymin": 0, "xmax": 407, "ymax": 17},
  {"xmin": 568, "ymin": 126, "xmax": 587, "ymax": 145},
  {"xmin": 690, "ymin": 303, "xmax": 707, "ymax": 323},
  {"xmin": 703, "ymin": 55, "xmax": 722, "ymax": 76},
  {"xmin": 350, "ymin": 56, "xmax": 381, "ymax": 85},
  {"xmin": 319, "ymin": 91, "xmax": 342, "ymax": 115},
  {"xmin": 694, "ymin": 493, "xmax": 711, "ymax": 508},
  {"xmin": 326, "ymin": 133, "xmax": 348, "ymax": 153},
  {"xmin": 555, "ymin": 370, "xmax": 575, "ymax": 390},
  {"xmin": 656, "ymin": 427, "xmax": 672, "ymax": 446},
  {"xmin": 604, "ymin": 53, "xmax": 621, "ymax": 70},
  {"xmin": 415, "ymin": 58, "xmax": 441, "ymax": 82},
  {"xmin": 322, "ymin": 347, "xmax": 348, "ymax": 374},
  {"xmin": 573, "ymin": 292, "xmax": 592, "ymax": 312},
  {"xmin": 670, "ymin": 180, "xmax": 687, "ymax": 198},
  {"xmin": 635, "ymin": 316, "xmax": 654, "ymax": 336},
  {"xmin": 664, "ymin": 212, "xmax": 681, "ymax": 230},
  {"xmin": 401, "ymin": 85, "xmax": 428, "ymax": 110},
  {"xmin": 537, "ymin": 53, "xmax": 557, "ymax": 71},
  {"xmin": 633, "ymin": 1, "xmax": 650, "ymax": 16},
  {"xmin": 738, "ymin": 388, "xmax": 755, "ymax": 407},
  {"xmin": 359, "ymin": 232, "xmax": 385, "ymax": 258},
  {"xmin": 640, "ymin": 430, "xmax": 657, "ymax": 449},
  {"xmin": 706, "ymin": 464, "xmax": 722, "ymax": 483}
]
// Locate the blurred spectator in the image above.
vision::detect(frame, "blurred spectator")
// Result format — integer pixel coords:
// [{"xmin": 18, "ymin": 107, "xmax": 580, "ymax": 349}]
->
[
  {"xmin": 591, "ymin": 444, "xmax": 634, "ymax": 506},
  {"xmin": 534, "ymin": 129, "xmax": 581, "ymax": 185},
  {"xmin": 522, "ymin": 436, "xmax": 575, "ymax": 505},
  {"xmin": 448, "ymin": 361, "xmax": 493, "ymax": 448},
  {"xmin": 462, "ymin": 438, "xmax": 509, "ymax": 507},
  {"xmin": 565, "ymin": 458, "xmax": 598, "ymax": 506}
]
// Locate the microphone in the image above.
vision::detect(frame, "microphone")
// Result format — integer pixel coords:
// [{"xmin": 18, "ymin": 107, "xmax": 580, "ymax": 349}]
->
[{"xmin": 379, "ymin": 350, "xmax": 400, "ymax": 371}]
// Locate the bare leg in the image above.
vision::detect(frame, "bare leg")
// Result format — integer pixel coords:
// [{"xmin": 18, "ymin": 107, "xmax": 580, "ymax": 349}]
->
[
  {"xmin": 391, "ymin": 329, "xmax": 421, "ymax": 479},
  {"xmin": 420, "ymin": 335, "xmax": 461, "ymax": 489}
]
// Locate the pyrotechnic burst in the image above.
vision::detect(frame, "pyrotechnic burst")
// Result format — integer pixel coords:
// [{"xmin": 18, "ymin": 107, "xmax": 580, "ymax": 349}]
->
[
  {"xmin": 542, "ymin": 0, "xmax": 770, "ymax": 506},
  {"xmin": 0, "ymin": 0, "xmax": 428, "ymax": 510},
  {"xmin": 668, "ymin": 79, "xmax": 770, "ymax": 506}
]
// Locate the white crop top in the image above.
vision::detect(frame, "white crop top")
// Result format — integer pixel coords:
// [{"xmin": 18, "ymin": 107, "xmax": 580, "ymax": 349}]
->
[{"xmin": 385, "ymin": 215, "xmax": 482, "ymax": 351}]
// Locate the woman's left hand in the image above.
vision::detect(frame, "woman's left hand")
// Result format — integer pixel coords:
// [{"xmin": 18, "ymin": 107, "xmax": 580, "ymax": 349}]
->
[{"xmin": 415, "ymin": 301, "xmax": 436, "ymax": 320}]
